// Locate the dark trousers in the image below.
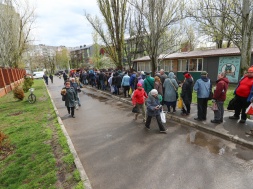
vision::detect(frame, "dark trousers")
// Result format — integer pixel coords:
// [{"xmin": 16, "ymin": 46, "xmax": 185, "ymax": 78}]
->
[
  {"xmin": 67, "ymin": 107, "xmax": 75, "ymax": 116},
  {"xmin": 197, "ymin": 98, "xmax": 208, "ymax": 120},
  {"xmin": 182, "ymin": 102, "xmax": 191, "ymax": 114},
  {"xmin": 123, "ymin": 86, "xmax": 130, "ymax": 97},
  {"xmin": 234, "ymin": 95, "xmax": 250, "ymax": 120},
  {"xmin": 145, "ymin": 115, "xmax": 166, "ymax": 131}
]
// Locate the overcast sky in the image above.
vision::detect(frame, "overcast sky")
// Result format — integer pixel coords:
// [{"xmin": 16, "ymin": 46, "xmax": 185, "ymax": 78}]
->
[{"xmin": 30, "ymin": 0, "xmax": 100, "ymax": 48}]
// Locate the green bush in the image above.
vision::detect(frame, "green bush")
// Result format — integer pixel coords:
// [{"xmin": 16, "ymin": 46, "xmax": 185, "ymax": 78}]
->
[{"xmin": 23, "ymin": 77, "xmax": 34, "ymax": 93}]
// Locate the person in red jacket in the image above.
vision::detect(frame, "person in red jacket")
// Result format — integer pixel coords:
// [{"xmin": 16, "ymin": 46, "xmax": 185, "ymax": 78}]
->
[
  {"xmin": 229, "ymin": 66, "xmax": 253, "ymax": 123},
  {"xmin": 211, "ymin": 72, "xmax": 229, "ymax": 123},
  {"xmin": 132, "ymin": 83, "xmax": 148, "ymax": 122}
]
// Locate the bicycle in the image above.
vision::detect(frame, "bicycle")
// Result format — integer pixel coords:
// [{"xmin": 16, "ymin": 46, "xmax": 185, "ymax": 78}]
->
[{"xmin": 28, "ymin": 88, "xmax": 36, "ymax": 103}]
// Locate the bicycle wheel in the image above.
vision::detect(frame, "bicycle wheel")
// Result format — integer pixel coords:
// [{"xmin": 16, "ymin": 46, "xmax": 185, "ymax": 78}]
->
[{"xmin": 28, "ymin": 94, "xmax": 36, "ymax": 104}]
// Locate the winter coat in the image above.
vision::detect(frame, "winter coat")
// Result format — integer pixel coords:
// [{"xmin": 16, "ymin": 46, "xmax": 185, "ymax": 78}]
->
[
  {"xmin": 143, "ymin": 76, "xmax": 155, "ymax": 94},
  {"xmin": 213, "ymin": 77, "xmax": 229, "ymax": 101},
  {"xmin": 146, "ymin": 92, "xmax": 161, "ymax": 116},
  {"xmin": 193, "ymin": 76, "xmax": 212, "ymax": 98},
  {"xmin": 181, "ymin": 78, "xmax": 193, "ymax": 104},
  {"xmin": 163, "ymin": 72, "xmax": 178, "ymax": 102},
  {"xmin": 154, "ymin": 81, "xmax": 163, "ymax": 96},
  {"xmin": 129, "ymin": 73, "xmax": 136, "ymax": 88},
  {"xmin": 121, "ymin": 74, "xmax": 130, "ymax": 86},
  {"xmin": 132, "ymin": 88, "xmax": 148, "ymax": 105},
  {"xmin": 62, "ymin": 87, "xmax": 77, "ymax": 108}
]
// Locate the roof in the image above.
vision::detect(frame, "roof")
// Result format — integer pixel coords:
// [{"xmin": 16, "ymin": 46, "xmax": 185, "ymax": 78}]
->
[{"xmin": 133, "ymin": 47, "xmax": 253, "ymax": 62}]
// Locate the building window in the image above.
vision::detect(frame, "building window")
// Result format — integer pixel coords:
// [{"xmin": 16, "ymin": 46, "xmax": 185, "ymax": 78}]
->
[
  {"xmin": 189, "ymin": 58, "xmax": 203, "ymax": 71},
  {"xmin": 137, "ymin": 62, "xmax": 150, "ymax": 72},
  {"xmin": 178, "ymin": 59, "xmax": 188, "ymax": 71},
  {"xmin": 160, "ymin": 60, "xmax": 173, "ymax": 72}
]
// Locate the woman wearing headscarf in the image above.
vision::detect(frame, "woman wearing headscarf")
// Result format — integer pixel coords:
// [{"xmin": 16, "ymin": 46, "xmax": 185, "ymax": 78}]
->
[{"xmin": 180, "ymin": 72, "xmax": 193, "ymax": 116}]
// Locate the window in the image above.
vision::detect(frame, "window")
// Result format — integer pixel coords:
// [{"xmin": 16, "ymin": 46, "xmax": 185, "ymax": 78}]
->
[
  {"xmin": 178, "ymin": 59, "xmax": 188, "ymax": 71},
  {"xmin": 160, "ymin": 60, "xmax": 173, "ymax": 72},
  {"xmin": 137, "ymin": 62, "xmax": 150, "ymax": 72},
  {"xmin": 189, "ymin": 58, "xmax": 203, "ymax": 71}
]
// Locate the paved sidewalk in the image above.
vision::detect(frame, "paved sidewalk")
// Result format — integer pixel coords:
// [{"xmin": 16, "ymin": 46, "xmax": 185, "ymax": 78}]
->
[{"xmin": 86, "ymin": 86, "xmax": 253, "ymax": 149}]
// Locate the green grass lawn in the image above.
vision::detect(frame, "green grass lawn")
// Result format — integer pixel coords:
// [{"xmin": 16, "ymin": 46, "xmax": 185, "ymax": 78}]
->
[{"xmin": 0, "ymin": 80, "xmax": 83, "ymax": 189}]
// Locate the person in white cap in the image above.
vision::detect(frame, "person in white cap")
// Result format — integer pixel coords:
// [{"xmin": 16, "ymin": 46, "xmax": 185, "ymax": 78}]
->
[{"xmin": 145, "ymin": 89, "xmax": 168, "ymax": 133}]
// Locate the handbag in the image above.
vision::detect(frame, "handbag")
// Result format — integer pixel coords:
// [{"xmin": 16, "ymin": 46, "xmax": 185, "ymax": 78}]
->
[
  {"xmin": 246, "ymin": 103, "xmax": 253, "ymax": 115},
  {"xmin": 77, "ymin": 87, "xmax": 81, "ymax": 93},
  {"xmin": 132, "ymin": 105, "xmax": 140, "ymax": 113},
  {"xmin": 227, "ymin": 97, "xmax": 236, "ymax": 110},
  {"xmin": 177, "ymin": 98, "xmax": 183, "ymax": 109},
  {"xmin": 62, "ymin": 95, "xmax": 66, "ymax": 101},
  {"xmin": 211, "ymin": 102, "xmax": 218, "ymax": 111},
  {"xmin": 160, "ymin": 110, "xmax": 166, "ymax": 123}
]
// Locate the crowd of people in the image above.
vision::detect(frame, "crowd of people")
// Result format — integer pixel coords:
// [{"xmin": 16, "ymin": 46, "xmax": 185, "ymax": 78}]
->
[{"xmin": 58, "ymin": 67, "xmax": 253, "ymax": 135}]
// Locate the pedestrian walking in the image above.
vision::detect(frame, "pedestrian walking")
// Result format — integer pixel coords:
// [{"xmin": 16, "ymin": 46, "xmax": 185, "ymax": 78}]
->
[
  {"xmin": 193, "ymin": 71, "xmax": 212, "ymax": 121},
  {"xmin": 70, "ymin": 78, "xmax": 81, "ymax": 108},
  {"xmin": 49, "ymin": 74, "xmax": 53, "ymax": 83},
  {"xmin": 61, "ymin": 81, "xmax": 77, "ymax": 118},
  {"xmin": 210, "ymin": 72, "xmax": 229, "ymax": 123},
  {"xmin": 145, "ymin": 89, "xmax": 168, "ymax": 133},
  {"xmin": 121, "ymin": 71, "xmax": 130, "ymax": 98},
  {"xmin": 180, "ymin": 72, "xmax": 193, "ymax": 116},
  {"xmin": 163, "ymin": 72, "xmax": 178, "ymax": 113},
  {"xmin": 229, "ymin": 66, "xmax": 253, "ymax": 123},
  {"xmin": 132, "ymin": 83, "xmax": 148, "ymax": 122},
  {"xmin": 43, "ymin": 73, "xmax": 49, "ymax": 85}
]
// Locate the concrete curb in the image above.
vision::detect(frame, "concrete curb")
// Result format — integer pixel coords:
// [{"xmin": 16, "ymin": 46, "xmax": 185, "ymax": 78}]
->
[
  {"xmin": 46, "ymin": 86, "xmax": 92, "ymax": 189},
  {"xmin": 85, "ymin": 86, "xmax": 253, "ymax": 150}
]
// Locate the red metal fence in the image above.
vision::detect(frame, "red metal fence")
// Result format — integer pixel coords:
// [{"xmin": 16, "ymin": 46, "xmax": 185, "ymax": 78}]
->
[{"xmin": 0, "ymin": 68, "xmax": 26, "ymax": 98}]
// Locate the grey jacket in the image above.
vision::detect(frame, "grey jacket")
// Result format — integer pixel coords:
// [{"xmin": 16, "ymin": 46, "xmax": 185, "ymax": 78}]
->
[{"xmin": 146, "ymin": 92, "xmax": 161, "ymax": 116}]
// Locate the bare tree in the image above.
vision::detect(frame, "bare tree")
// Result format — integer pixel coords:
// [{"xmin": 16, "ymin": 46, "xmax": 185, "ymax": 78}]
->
[
  {"xmin": 188, "ymin": 0, "xmax": 253, "ymax": 71},
  {"xmin": 130, "ymin": 0, "xmax": 185, "ymax": 75},
  {"xmin": 85, "ymin": 0, "xmax": 128, "ymax": 70},
  {"xmin": 0, "ymin": 0, "xmax": 35, "ymax": 68}
]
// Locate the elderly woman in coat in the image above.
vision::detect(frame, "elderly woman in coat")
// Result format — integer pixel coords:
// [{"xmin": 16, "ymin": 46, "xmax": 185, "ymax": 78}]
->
[
  {"xmin": 145, "ymin": 89, "xmax": 168, "ymax": 133},
  {"xmin": 163, "ymin": 72, "xmax": 179, "ymax": 113},
  {"xmin": 61, "ymin": 81, "xmax": 77, "ymax": 118}
]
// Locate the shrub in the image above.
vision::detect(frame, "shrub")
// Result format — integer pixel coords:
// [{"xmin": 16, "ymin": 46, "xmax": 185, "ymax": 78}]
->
[
  {"xmin": 13, "ymin": 85, "xmax": 25, "ymax": 100},
  {"xmin": 23, "ymin": 77, "xmax": 34, "ymax": 93}
]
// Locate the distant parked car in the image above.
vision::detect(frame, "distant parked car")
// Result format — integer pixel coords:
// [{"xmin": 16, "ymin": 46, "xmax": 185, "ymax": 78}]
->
[{"xmin": 33, "ymin": 72, "xmax": 44, "ymax": 79}]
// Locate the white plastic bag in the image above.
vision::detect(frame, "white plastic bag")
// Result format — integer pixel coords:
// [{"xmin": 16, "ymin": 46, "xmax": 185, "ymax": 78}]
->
[{"xmin": 160, "ymin": 111, "xmax": 166, "ymax": 123}]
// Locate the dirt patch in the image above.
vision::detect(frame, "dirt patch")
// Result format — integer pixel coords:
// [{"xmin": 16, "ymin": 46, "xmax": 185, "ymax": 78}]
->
[{"xmin": 8, "ymin": 111, "xmax": 23, "ymax": 116}]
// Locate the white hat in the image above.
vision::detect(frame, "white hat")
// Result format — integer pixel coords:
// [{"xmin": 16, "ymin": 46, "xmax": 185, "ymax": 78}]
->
[
  {"xmin": 141, "ymin": 71, "xmax": 145, "ymax": 75},
  {"xmin": 150, "ymin": 89, "xmax": 158, "ymax": 95}
]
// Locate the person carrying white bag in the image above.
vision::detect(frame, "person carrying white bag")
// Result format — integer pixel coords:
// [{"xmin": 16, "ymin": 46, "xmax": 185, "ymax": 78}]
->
[{"xmin": 145, "ymin": 89, "xmax": 168, "ymax": 133}]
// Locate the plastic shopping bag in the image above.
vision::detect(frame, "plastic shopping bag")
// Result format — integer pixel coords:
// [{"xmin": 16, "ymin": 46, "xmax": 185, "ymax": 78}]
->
[
  {"xmin": 160, "ymin": 110, "xmax": 166, "ymax": 123},
  {"xmin": 129, "ymin": 87, "xmax": 133, "ymax": 96},
  {"xmin": 177, "ymin": 98, "xmax": 183, "ymax": 109},
  {"xmin": 211, "ymin": 102, "xmax": 218, "ymax": 111},
  {"xmin": 246, "ymin": 103, "xmax": 253, "ymax": 115}
]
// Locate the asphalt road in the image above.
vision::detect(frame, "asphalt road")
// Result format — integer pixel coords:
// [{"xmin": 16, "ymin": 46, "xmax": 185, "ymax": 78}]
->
[{"xmin": 48, "ymin": 77, "xmax": 253, "ymax": 189}]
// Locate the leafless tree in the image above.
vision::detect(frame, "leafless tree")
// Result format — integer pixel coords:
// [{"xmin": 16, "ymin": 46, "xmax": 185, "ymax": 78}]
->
[
  {"xmin": 130, "ymin": 0, "xmax": 185, "ymax": 75},
  {"xmin": 85, "ymin": 0, "xmax": 128, "ymax": 70},
  {"xmin": 0, "ymin": 0, "xmax": 35, "ymax": 68},
  {"xmin": 188, "ymin": 0, "xmax": 253, "ymax": 71}
]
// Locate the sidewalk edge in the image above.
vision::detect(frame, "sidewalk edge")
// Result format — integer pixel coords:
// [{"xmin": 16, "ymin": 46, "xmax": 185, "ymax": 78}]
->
[{"xmin": 46, "ymin": 87, "xmax": 92, "ymax": 189}]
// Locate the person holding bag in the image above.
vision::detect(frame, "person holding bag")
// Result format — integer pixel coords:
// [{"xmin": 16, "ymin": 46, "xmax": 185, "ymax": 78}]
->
[
  {"xmin": 61, "ymin": 81, "xmax": 77, "ymax": 118},
  {"xmin": 132, "ymin": 83, "xmax": 148, "ymax": 122},
  {"xmin": 211, "ymin": 72, "xmax": 229, "ymax": 123},
  {"xmin": 145, "ymin": 89, "xmax": 168, "ymax": 133}
]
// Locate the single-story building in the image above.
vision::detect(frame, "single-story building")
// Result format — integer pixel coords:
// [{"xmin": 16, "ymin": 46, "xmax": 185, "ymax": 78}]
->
[{"xmin": 132, "ymin": 47, "xmax": 253, "ymax": 83}]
